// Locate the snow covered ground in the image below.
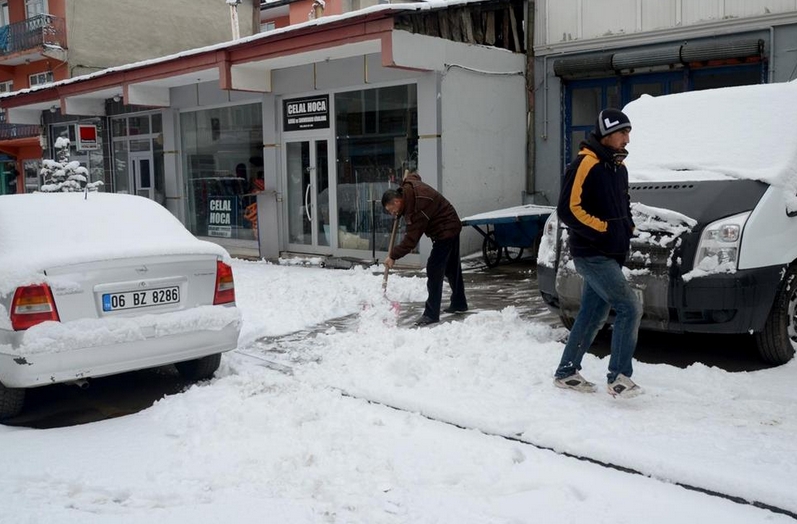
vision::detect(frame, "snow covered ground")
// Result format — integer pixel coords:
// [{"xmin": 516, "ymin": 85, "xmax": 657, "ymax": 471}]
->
[{"xmin": 1, "ymin": 258, "xmax": 795, "ymax": 523}]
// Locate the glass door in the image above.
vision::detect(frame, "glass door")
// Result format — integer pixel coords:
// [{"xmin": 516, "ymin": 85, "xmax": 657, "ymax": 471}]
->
[
  {"xmin": 285, "ymin": 137, "xmax": 330, "ymax": 251},
  {"xmin": 130, "ymin": 152, "xmax": 153, "ymax": 200}
]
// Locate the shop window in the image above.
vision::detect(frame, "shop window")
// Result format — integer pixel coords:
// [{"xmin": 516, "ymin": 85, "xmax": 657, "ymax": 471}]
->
[
  {"xmin": 128, "ymin": 116, "xmax": 150, "ymax": 136},
  {"xmin": 334, "ymin": 84, "xmax": 417, "ymax": 252},
  {"xmin": 181, "ymin": 103, "xmax": 263, "ymax": 241},
  {"xmin": 48, "ymin": 121, "xmax": 106, "ymax": 190}
]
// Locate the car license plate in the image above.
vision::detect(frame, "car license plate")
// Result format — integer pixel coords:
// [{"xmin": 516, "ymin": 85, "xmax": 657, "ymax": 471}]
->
[{"xmin": 102, "ymin": 286, "xmax": 180, "ymax": 312}]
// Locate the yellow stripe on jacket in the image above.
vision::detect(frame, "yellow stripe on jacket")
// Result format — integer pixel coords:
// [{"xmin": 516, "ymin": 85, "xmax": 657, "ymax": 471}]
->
[{"xmin": 569, "ymin": 154, "xmax": 608, "ymax": 233}]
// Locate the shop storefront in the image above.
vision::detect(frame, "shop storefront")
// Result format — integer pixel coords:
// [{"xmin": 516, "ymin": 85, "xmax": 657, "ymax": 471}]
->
[
  {"xmin": 280, "ymin": 83, "xmax": 417, "ymax": 257},
  {"xmin": 180, "ymin": 103, "xmax": 263, "ymax": 243}
]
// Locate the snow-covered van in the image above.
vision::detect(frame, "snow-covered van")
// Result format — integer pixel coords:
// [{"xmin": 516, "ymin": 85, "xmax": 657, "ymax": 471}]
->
[{"xmin": 537, "ymin": 80, "xmax": 797, "ymax": 365}]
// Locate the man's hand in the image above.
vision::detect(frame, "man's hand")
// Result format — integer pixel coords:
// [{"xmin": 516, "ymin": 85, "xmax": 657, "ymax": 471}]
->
[{"xmin": 384, "ymin": 257, "xmax": 395, "ymax": 270}]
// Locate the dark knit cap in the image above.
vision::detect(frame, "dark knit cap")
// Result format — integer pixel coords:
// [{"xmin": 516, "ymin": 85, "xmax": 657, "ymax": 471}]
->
[{"xmin": 595, "ymin": 108, "xmax": 632, "ymax": 139}]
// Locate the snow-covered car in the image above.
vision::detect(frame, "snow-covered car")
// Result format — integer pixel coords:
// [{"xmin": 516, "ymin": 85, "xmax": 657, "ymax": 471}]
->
[
  {"xmin": 538, "ymin": 80, "xmax": 797, "ymax": 365},
  {"xmin": 0, "ymin": 192, "xmax": 241, "ymax": 419}
]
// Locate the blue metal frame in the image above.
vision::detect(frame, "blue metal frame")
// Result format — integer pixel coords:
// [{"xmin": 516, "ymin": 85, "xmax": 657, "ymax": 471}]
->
[{"xmin": 562, "ymin": 62, "xmax": 766, "ymax": 167}]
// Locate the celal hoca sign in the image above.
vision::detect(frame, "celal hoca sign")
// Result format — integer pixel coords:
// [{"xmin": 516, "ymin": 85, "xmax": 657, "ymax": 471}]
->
[
  {"xmin": 283, "ymin": 95, "xmax": 329, "ymax": 131},
  {"xmin": 208, "ymin": 197, "xmax": 233, "ymax": 238}
]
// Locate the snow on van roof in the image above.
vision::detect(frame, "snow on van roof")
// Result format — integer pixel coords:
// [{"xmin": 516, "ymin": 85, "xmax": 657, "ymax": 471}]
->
[
  {"xmin": 623, "ymin": 79, "xmax": 797, "ymax": 198},
  {"xmin": 0, "ymin": 193, "xmax": 228, "ymax": 295}
]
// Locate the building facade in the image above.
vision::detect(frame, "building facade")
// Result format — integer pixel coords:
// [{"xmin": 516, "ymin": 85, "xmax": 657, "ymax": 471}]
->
[
  {"xmin": 2, "ymin": 1, "xmax": 528, "ymax": 264},
  {"xmin": 0, "ymin": 0, "xmax": 258, "ymax": 196},
  {"xmin": 529, "ymin": 0, "xmax": 797, "ymax": 207}
]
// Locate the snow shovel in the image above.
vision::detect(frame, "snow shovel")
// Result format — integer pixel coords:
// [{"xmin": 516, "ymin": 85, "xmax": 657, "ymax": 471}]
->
[{"xmin": 382, "ymin": 216, "xmax": 401, "ymax": 312}]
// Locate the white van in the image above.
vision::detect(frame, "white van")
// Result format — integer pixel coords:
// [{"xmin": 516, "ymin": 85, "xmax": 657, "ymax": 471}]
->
[{"xmin": 537, "ymin": 80, "xmax": 797, "ymax": 365}]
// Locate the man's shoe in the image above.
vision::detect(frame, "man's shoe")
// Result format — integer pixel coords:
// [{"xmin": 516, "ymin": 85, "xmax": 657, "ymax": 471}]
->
[
  {"xmin": 607, "ymin": 374, "xmax": 643, "ymax": 398},
  {"xmin": 443, "ymin": 306, "xmax": 468, "ymax": 314},
  {"xmin": 553, "ymin": 372, "xmax": 597, "ymax": 393},
  {"xmin": 414, "ymin": 315, "xmax": 438, "ymax": 327}
]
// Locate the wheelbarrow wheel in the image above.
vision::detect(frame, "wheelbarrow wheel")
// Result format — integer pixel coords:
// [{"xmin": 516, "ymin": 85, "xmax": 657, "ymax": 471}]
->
[
  {"xmin": 482, "ymin": 232, "xmax": 502, "ymax": 268},
  {"xmin": 504, "ymin": 246, "xmax": 524, "ymax": 262}
]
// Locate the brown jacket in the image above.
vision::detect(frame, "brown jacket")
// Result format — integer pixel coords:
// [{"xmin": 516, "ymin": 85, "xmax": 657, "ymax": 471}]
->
[{"xmin": 391, "ymin": 173, "xmax": 462, "ymax": 260}]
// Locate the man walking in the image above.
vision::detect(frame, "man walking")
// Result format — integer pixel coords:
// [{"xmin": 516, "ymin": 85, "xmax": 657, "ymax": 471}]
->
[
  {"xmin": 553, "ymin": 108, "xmax": 643, "ymax": 398},
  {"xmin": 382, "ymin": 170, "xmax": 468, "ymax": 326}
]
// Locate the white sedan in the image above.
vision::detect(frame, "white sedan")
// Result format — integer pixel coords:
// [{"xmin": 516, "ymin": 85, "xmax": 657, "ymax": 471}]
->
[{"xmin": 0, "ymin": 192, "xmax": 242, "ymax": 419}]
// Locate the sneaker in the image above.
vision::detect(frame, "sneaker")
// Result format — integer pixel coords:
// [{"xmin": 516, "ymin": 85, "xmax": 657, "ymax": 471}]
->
[
  {"xmin": 443, "ymin": 306, "xmax": 468, "ymax": 314},
  {"xmin": 607, "ymin": 374, "xmax": 643, "ymax": 398},
  {"xmin": 414, "ymin": 315, "xmax": 438, "ymax": 327},
  {"xmin": 553, "ymin": 372, "xmax": 597, "ymax": 393}
]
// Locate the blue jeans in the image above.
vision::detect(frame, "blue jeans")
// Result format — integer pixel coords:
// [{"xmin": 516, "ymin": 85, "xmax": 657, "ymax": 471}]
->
[{"xmin": 554, "ymin": 255, "xmax": 642, "ymax": 383}]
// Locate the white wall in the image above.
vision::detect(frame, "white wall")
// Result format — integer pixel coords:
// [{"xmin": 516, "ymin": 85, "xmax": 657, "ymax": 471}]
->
[
  {"xmin": 537, "ymin": 0, "xmax": 797, "ymax": 47},
  {"xmin": 440, "ymin": 67, "xmax": 527, "ymax": 257}
]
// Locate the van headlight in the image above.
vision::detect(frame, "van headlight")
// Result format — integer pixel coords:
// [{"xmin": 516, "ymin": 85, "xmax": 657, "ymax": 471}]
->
[
  {"xmin": 537, "ymin": 210, "xmax": 558, "ymax": 268},
  {"xmin": 693, "ymin": 212, "xmax": 750, "ymax": 270}
]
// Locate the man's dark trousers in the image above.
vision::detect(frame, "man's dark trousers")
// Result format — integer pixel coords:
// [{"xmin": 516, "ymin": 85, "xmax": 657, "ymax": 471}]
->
[{"xmin": 423, "ymin": 235, "xmax": 468, "ymax": 321}]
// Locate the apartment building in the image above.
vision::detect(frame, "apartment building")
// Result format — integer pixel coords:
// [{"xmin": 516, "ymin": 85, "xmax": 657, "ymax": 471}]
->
[{"xmin": 0, "ymin": 0, "xmax": 258, "ymax": 195}]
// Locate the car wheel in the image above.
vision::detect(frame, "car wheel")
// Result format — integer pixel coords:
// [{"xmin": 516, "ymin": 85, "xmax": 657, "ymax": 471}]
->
[
  {"xmin": 175, "ymin": 353, "xmax": 222, "ymax": 381},
  {"xmin": 559, "ymin": 314, "xmax": 574, "ymax": 330},
  {"xmin": 482, "ymin": 232, "xmax": 502, "ymax": 268},
  {"xmin": 0, "ymin": 384, "xmax": 25, "ymax": 421},
  {"xmin": 754, "ymin": 265, "xmax": 797, "ymax": 365}
]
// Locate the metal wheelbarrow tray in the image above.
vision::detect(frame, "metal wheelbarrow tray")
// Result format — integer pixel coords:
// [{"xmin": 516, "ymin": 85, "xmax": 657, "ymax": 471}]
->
[{"xmin": 461, "ymin": 204, "xmax": 555, "ymax": 267}]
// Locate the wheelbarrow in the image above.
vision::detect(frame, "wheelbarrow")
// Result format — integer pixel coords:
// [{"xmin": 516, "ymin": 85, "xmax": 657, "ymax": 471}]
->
[{"xmin": 461, "ymin": 204, "xmax": 554, "ymax": 268}]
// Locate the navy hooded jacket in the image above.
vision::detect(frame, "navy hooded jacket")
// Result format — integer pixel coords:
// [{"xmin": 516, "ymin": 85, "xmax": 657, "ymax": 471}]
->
[{"xmin": 556, "ymin": 133, "xmax": 634, "ymax": 264}]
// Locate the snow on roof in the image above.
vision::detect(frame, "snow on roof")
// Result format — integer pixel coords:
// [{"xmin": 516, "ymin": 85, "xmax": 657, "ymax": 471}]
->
[
  {"xmin": 0, "ymin": 193, "xmax": 227, "ymax": 295},
  {"xmin": 623, "ymin": 80, "xmax": 797, "ymax": 196},
  {"xmin": 0, "ymin": 0, "xmax": 494, "ymax": 102}
]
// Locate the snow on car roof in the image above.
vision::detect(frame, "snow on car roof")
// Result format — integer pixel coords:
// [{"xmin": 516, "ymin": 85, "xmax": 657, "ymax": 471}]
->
[
  {"xmin": 623, "ymin": 79, "xmax": 797, "ymax": 197},
  {"xmin": 0, "ymin": 192, "xmax": 228, "ymax": 294}
]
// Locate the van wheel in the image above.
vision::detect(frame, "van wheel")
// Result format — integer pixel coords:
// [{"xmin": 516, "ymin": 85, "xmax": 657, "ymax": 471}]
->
[
  {"xmin": 559, "ymin": 314, "xmax": 575, "ymax": 330},
  {"xmin": 754, "ymin": 266, "xmax": 797, "ymax": 365},
  {"xmin": 0, "ymin": 384, "xmax": 25, "ymax": 421},
  {"xmin": 175, "ymin": 354, "xmax": 222, "ymax": 381}
]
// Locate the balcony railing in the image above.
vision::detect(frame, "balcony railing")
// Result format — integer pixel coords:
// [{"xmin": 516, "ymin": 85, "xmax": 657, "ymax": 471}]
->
[
  {"xmin": 0, "ymin": 14, "xmax": 66, "ymax": 57},
  {"xmin": 0, "ymin": 122, "xmax": 42, "ymax": 140}
]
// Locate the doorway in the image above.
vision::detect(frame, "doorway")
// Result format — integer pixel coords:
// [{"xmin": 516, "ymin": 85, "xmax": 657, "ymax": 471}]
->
[
  {"xmin": 285, "ymin": 137, "xmax": 332, "ymax": 253},
  {"xmin": 129, "ymin": 152, "xmax": 154, "ymax": 200}
]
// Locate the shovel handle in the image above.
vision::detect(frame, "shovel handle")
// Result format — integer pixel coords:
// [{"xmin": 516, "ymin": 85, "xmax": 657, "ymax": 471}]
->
[{"xmin": 383, "ymin": 216, "xmax": 399, "ymax": 291}]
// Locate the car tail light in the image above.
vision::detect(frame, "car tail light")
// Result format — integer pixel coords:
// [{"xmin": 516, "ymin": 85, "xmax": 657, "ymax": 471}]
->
[
  {"xmin": 213, "ymin": 260, "xmax": 235, "ymax": 305},
  {"xmin": 10, "ymin": 283, "xmax": 60, "ymax": 330}
]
